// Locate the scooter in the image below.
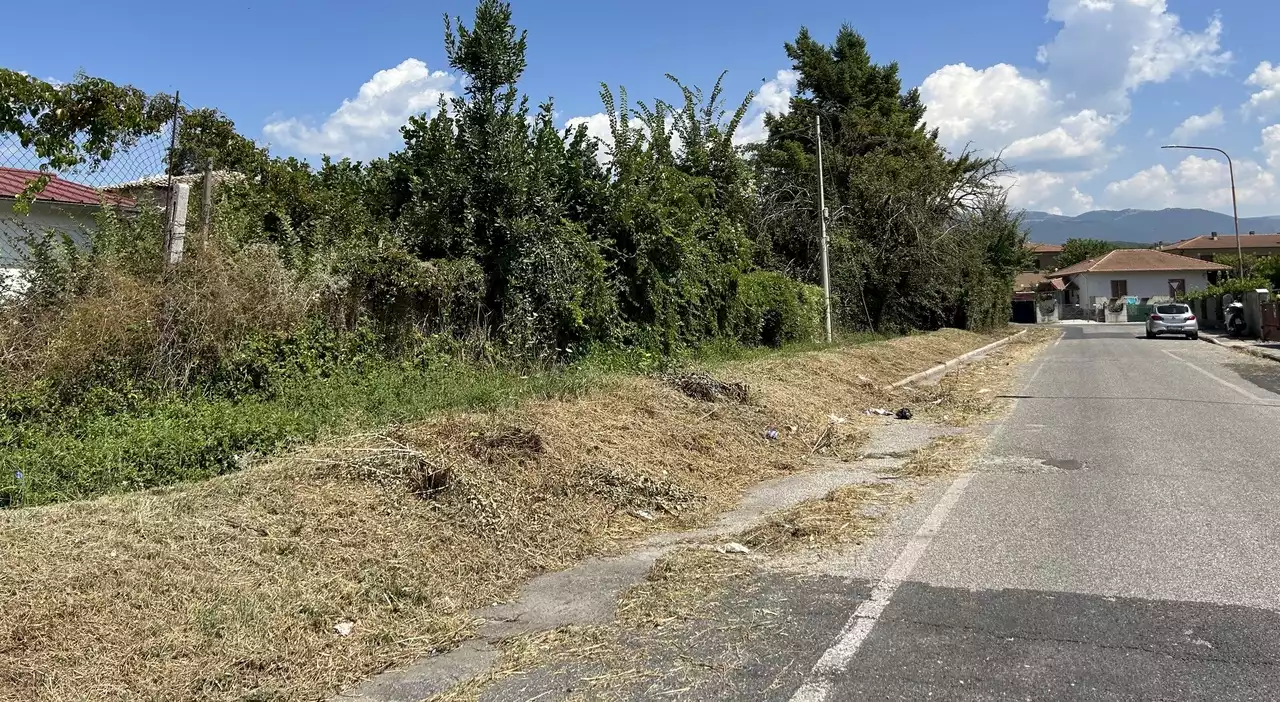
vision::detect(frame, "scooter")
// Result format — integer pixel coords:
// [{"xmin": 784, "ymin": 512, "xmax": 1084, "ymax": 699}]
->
[{"xmin": 1225, "ymin": 300, "xmax": 1247, "ymax": 337}]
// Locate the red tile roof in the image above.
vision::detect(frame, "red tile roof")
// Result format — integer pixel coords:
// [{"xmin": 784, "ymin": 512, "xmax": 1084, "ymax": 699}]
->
[
  {"xmin": 1163, "ymin": 233, "xmax": 1280, "ymax": 250},
  {"xmin": 1047, "ymin": 249, "xmax": 1231, "ymax": 278},
  {"xmin": 0, "ymin": 167, "xmax": 133, "ymax": 207},
  {"xmin": 1027, "ymin": 243, "xmax": 1064, "ymax": 253}
]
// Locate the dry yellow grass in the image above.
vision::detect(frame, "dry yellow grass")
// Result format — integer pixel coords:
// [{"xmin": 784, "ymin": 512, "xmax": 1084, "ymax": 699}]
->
[
  {"xmin": 736, "ymin": 484, "xmax": 895, "ymax": 554},
  {"xmin": 897, "ymin": 433, "xmax": 987, "ymax": 477},
  {"xmin": 0, "ymin": 328, "xmax": 1009, "ymax": 702},
  {"xmin": 899, "ymin": 327, "xmax": 1058, "ymax": 425}
]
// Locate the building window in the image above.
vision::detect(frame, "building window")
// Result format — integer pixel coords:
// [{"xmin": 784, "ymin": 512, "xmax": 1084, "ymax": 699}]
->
[{"xmin": 1110, "ymin": 280, "xmax": 1128, "ymax": 298}]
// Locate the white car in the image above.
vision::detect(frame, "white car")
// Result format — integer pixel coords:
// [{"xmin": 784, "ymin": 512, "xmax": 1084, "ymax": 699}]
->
[{"xmin": 1146, "ymin": 303, "xmax": 1199, "ymax": 340}]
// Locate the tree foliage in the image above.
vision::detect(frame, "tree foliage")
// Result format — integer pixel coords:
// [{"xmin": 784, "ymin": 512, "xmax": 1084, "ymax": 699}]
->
[
  {"xmin": 751, "ymin": 25, "xmax": 1024, "ymax": 332},
  {"xmin": 1056, "ymin": 238, "xmax": 1116, "ymax": 269},
  {"xmin": 3, "ymin": 2, "xmax": 1030, "ymax": 365}
]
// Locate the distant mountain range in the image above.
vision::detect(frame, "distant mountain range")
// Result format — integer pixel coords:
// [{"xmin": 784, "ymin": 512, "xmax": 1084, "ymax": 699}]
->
[{"xmin": 1022, "ymin": 208, "xmax": 1280, "ymax": 245}]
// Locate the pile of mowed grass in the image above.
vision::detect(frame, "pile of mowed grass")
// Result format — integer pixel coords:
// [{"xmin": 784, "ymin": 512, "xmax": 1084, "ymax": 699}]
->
[{"xmin": 0, "ymin": 328, "xmax": 1007, "ymax": 702}]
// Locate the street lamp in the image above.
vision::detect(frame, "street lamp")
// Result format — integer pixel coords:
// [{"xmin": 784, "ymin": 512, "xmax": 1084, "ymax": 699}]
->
[{"xmin": 1161, "ymin": 144, "xmax": 1244, "ymax": 278}]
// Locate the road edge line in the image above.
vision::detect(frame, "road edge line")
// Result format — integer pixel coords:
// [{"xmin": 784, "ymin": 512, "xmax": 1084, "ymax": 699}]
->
[{"xmin": 786, "ymin": 473, "xmax": 975, "ymax": 702}]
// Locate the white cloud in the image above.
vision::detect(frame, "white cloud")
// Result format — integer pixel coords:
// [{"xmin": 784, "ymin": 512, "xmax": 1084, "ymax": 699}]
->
[
  {"xmin": 1261, "ymin": 124, "xmax": 1280, "ymax": 170},
  {"xmin": 921, "ymin": 0, "xmax": 1230, "ymax": 213},
  {"xmin": 922, "ymin": 63, "xmax": 1056, "ymax": 146},
  {"xmin": 1104, "ymin": 153, "xmax": 1279, "ymax": 210},
  {"xmin": 264, "ymin": 59, "xmax": 457, "ymax": 160},
  {"xmin": 1169, "ymin": 107, "xmax": 1225, "ymax": 142},
  {"xmin": 1003, "ymin": 109, "xmax": 1120, "ymax": 169},
  {"xmin": 1244, "ymin": 61, "xmax": 1280, "ymax": 119},
  {"xmin": 1039, "ymin": 0, "xmax": 1228, "ymax": 109},
  {"xmin": 734, "ymin": 70, "xmax": 798, "ymax": 145},
  {"xmin": 1167, "ymin": 106, "xmax": 1223, "ymax": 142},
  {"xmin": 1002, "ymin": 170, "xmax": 1097, "ymax": 215}
]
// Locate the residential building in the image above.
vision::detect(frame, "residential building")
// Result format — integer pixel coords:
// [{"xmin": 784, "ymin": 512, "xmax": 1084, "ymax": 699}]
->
[
  {"xmin": 1047, "ymin": 249, "xmax": 1230, "ymax": 305},
  {"xmin": 0, "ymin": 167, "xmax": 133, "ymax": 288},
  {"xmin": 1162, "ymin": 231, "xmax": 1280, "ymax": 261},
  {"xmin": 1027, "ymin": 242, "xmax": 1063, "ymax": 271}
]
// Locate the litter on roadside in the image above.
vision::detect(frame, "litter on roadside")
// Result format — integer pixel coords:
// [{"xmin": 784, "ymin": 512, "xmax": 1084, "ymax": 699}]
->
[
  {"xmin": 828, "ymin": 414, "xmax": 849, "ymax": 424},
  {"xmin": 896, "ymin": 408, "xmax": 913, "ymax": 420},
  {"xmin": 632, "ymin": 510, "xmax": 656, "ymax": 522},
  {"xmin": 717, "ymin": 542, "xmax": 751, "ymax": 554},
  {"xmin": 764, "ymin": 427, "xmax": 780, "ymax": 441},
  {"xmin": 863, "ymin": 408, "xmax": 893, "ymax": 417},
  {"xmin": 333, "ymin": 620, "xmax": 355, "ymax": 637}
]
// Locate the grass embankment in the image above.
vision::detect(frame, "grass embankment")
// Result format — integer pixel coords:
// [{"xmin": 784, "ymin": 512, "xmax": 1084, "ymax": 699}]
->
[{"xmin": 0, "ymin": 328, "xmax": 1006, "ymax": 702}]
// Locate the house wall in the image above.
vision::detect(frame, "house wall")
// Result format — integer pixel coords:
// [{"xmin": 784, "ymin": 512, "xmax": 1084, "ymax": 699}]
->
[
  {"xmin": 1173, "ymin": 247, "xmax": 1280, "ymax": 261},
  {"xmin": 1075, "ymin": 270, "xmax": 1213, "ymax": 301},
  {"xmin": 0, "ymin": 199, "xmax": 97, "ymax": 267},
  {"xmin": 1036, "ymin": 251, "xmax": 1061, "ymax": 270}
]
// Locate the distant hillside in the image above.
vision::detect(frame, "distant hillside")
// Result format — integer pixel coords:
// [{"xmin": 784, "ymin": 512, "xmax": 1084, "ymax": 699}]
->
[{"xmin": 1021, "ymin": 208, "xmax": 1280, "ymax": 245}]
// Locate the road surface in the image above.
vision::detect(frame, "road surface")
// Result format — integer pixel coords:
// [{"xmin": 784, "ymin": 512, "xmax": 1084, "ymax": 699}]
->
[
  {"xmin": 799, "ymin": 324, "xmax": 1280, "ymax": 700},
  {"xmin": 482, "ymin": 325, "xmax": 1280, "ymax": 701}
]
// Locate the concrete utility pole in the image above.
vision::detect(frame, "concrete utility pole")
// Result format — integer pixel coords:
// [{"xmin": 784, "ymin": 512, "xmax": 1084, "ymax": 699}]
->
[
  {"xmin": 1162, "ymin": 145, "xmax": 1244, "ymax": 278},
  {"xmin": 816, "ymin": 114, "xmax": 832, "ymax": 343}
]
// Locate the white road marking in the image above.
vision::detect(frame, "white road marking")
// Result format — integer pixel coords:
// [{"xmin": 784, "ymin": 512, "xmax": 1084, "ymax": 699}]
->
[
  {"xmin": 1160, "ymin": 349, "xmax": 1265, "ymax": 402},
  {"xmin": 786, "ymin": 331, "xmax": 1062, "ymax": 701},
  {"xmin": 787, "ymin": 472, "xmax": 975, "ymax": 701}
]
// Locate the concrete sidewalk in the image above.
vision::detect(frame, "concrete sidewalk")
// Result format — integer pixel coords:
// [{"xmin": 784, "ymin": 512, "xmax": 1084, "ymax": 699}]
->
[{"xmin": 1199, "ymin": 329, "xmax": 1280, "ymax": 362}]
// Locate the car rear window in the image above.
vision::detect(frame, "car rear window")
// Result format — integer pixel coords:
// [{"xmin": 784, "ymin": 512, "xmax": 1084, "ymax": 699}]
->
[{"xmin": 1156, "ymin": 305, "xmax": 1189, "ymax": 315}]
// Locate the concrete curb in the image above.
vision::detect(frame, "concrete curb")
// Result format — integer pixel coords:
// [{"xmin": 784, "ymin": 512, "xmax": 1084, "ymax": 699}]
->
[
  {"xmin": 886, "ymin": 330, "xmax": 1028, "ymax": 391},
  {"xmin": 1197, "ymin": 333, "xmax": 1280, "ymax": 363}
]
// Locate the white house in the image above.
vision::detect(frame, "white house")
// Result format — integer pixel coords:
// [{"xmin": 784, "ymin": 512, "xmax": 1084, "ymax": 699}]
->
[
  {"xmin": 1047, "ymin": 249, "xmax": 1230, "ymax": 305},
  {"xmin": 0, "ymin": 167, "xmax": 134, "ymax": 291}
]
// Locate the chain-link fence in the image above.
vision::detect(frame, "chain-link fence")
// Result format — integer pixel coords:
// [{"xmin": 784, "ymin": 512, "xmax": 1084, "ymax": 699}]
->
[{"xmin": 0, "ymin": 94, "xmax": 183, "ymax": 273}]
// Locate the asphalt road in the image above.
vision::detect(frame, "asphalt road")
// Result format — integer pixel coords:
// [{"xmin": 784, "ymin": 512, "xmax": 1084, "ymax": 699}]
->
[
  {"xmin": 815, "ymin": 324, "xmax": 1280, "ymax": 701},
  {"xmin": 480, "ymin": 326, "xmax": 1280, "ymax": 701}
]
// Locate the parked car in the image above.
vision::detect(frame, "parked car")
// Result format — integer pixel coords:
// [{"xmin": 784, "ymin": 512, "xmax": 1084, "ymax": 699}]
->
[{"xmin": 1146, "ymin": 303, "xmax": 1198, "ymax": 340}]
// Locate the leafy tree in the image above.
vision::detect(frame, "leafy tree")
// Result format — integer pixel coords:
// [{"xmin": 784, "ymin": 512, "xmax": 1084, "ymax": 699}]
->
[
  {"xmin": 169, "ymin": 108, "xmax": 264, "ymax": 175},
  {"xmin": 754, "ymin": 25, "xmax": 1022, "ymax": 332},
  {"xmin": 0, "ymin": 70, "xmax": 173, "ymax": 207},
  {"xmin": 1056, "ymin": 238, "xmax": 1115, "ymax": 269}
]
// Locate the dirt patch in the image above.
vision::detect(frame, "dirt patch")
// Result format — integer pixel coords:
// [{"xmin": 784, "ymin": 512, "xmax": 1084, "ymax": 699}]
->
[{"xmin": 0, "ymin": 328, "xmax": 1009, "ymax": 702}]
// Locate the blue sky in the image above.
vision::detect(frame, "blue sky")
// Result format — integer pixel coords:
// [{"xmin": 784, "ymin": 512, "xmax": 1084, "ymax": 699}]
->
[{"xmin": 6, "ymin": 0, "xmax": 1280, "ymax": 215}]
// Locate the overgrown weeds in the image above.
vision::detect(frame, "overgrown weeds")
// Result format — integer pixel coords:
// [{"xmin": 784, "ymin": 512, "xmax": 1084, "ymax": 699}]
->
[{"xmin": 0, "ymin": 328, "xmax": 1007, "ymax": 702}]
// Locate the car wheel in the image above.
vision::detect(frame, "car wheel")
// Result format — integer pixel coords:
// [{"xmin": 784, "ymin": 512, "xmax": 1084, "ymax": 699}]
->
[
  {"xmin": 1188, "ymin": 332, "xmax": 1199, "ymax": 340},
  {"xmin": 1146, "ymin": 330, "xmax": 1155, "ymax": 339}
]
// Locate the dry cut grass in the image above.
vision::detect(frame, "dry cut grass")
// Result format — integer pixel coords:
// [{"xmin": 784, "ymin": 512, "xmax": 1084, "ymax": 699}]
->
[
  {"xmin": 737, "ymin": 484, "xmax": 896, "ymax": 554},
  {"xmin": 0, "ymin": 328, "xmax": 1009, "ymax": 702}
]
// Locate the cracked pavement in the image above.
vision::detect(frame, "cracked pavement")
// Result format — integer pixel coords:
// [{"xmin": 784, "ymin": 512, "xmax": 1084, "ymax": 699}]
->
[{"xmin": 472, "ymin": 325, "xmax": 1280, "ymax": 701}]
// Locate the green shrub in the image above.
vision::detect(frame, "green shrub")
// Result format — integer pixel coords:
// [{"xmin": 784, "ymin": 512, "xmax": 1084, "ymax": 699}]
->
[
  {"xmin": 1183, "ymin": 277, "xmax": 1272, "ymax": 301},
  {"xmin": 734, "ymin": 271, "xmax": 825, "ymax": 347}
]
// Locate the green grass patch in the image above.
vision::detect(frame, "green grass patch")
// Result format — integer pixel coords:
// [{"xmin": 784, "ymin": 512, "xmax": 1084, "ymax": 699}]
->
[
  {"xmin": 0, "ymin": 331, "xmax": 893, "ymax": 508},
  {"xmin": 0, "ymin": 361, "xmax": 597, "ymax": 507}
]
